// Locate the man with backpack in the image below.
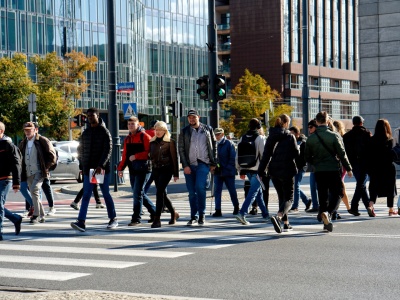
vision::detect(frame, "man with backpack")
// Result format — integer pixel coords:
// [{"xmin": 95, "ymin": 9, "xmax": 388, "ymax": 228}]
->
[{"xmin": 235, "ymin": 118, "xmax": 269, "ymax": 225}]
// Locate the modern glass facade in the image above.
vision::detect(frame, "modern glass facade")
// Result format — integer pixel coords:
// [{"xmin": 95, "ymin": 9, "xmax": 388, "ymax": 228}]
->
[{"xmin": 0, "ymin": 0, "xmax": 209, "ymax": 117}]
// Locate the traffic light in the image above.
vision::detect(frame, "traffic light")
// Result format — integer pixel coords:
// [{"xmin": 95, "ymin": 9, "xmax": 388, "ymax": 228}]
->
[
  {"xmin": 215, "ymin": 74, "xmax": 226, "ymax": 101},
  {"xmin": 196, "ymin": 75, "xmax": 209, "ymax": 100},
  {"xmin": 80, "ymin": 114, "xmax": 87, "ymax": 126},
  {"xmin": 168, "ymin": 101, "xmax": 177, "ymax": 117},
  {"xmin": 259, "ymin": 110, "xmax": 269, "ymax": 126}
]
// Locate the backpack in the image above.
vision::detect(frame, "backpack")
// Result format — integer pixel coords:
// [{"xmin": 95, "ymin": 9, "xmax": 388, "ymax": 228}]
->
[
  {"xmin": 237, "ymin": 134, "xmax": 259, "ymax": 168},
  {"xmin": 49, "ymin": 148, "xmax": 59, "ymax": 171}
]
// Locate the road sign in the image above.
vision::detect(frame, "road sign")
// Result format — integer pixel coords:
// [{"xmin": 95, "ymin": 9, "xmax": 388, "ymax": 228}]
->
[
  {"xmin": 123, "ymin": 103, "xmax": 137, "ymax": 120},
  {"xmin": 117, "ymin": 82, "xmax": 135, "ymax": 93}
]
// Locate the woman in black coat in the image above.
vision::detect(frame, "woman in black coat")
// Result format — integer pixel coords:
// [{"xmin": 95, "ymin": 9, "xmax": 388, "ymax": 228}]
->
[{"xmin": 367, "ymin": 119, "xmax": 397, "ymax": 216}]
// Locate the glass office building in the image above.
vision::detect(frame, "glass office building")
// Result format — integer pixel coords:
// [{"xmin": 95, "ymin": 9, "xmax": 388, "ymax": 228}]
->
[{"xmin": 0, "ymin": 0, "xmax": 209, "ymax": 117}]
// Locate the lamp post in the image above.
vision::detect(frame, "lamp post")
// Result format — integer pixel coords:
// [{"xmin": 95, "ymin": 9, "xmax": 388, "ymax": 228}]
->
[{"xmin": 301, "ymin": 0, "xmax": 309, "ymax": 135}]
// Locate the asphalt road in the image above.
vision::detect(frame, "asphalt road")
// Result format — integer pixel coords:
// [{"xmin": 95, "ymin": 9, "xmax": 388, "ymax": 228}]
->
[{"xmin": 1, "ymin": 177, "xmax": 400, "ymax": 300}]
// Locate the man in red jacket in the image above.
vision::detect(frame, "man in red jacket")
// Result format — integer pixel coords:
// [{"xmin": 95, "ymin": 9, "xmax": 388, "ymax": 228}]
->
[{"xmin": 118, "ymin": 116, "xmax": 156, "ymax": 225}]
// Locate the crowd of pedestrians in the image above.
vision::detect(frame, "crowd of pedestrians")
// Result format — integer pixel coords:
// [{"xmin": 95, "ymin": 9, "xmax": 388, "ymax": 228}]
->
[{"xmin": 1, "ymin": 109, "xmax": 399, "ymax": 241}]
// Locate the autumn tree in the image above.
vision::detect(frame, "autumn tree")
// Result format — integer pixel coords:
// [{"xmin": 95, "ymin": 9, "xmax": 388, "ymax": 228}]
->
[
  {"xmin": 0, "ymin": 53, "xmax": 36, "ymax": 138},
  {"xmin": 31, "ymin": 51, "xmax": 98, "ymax": 140},
  {"xmin": 219, "ymin": 69, "xmax": 293, "ymax": 138}
]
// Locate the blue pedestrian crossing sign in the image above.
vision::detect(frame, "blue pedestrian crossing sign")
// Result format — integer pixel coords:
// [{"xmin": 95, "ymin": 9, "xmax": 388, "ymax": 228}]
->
[{"xmin": 123, "ymin": 103, "xmax": 137, "ymax": 119}]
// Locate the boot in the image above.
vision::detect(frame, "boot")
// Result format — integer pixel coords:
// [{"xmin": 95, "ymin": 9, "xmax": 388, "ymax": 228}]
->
[
  {"xmin": 169, "ymin": 211, "xmax": 180, "ymax": 225},
  {"xmin": 151, "ymin": 216, "xmax": 161, "ymax": 228},
  {"xmin": 212, "ymin": 209, "xmax": 222, "ymax": 217},
  {"xmin": 233, "ymin": 205, "xmax": 239, "ymax": 215}
]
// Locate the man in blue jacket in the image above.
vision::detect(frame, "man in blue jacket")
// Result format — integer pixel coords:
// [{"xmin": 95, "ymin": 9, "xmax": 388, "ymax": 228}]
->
[{"xmin": 211, "ymin": 128, "xmax": 239, "ymax": 217}]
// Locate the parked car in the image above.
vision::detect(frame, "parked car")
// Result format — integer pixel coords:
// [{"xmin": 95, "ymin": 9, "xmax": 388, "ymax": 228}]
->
[
  {"xmin": 51, "ymin": 141, "xmax": 79, "ymax": 159},
  {"xmin": 49, "ymin": 147, "xmax": 82, "ymax": 184}
]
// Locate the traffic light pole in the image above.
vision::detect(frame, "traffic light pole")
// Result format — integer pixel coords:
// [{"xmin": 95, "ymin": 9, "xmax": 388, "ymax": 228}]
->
[
  {"xmin": 301, "ymin": 0, "xmax": 309, "ymax": 136},
  {"xmin": 208, "ymin": 0, "xmax": 219, "ymax": 129}
]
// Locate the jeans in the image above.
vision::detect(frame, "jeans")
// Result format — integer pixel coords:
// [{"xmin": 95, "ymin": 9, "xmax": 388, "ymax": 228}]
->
[
  {"xmin": 0, "ymin": 180, "xmax": 21, "ymax": 235},
  {"xmin": 314, "ymin": 171, "xmax": 343, "ymax": 214},
  {"xmin": 20, "ymin": 181, "xmax": 33, "ymax": 209},
  {"xmin": 78, "ymin": 173, "xmax": 116, "ymax": 221},
  {"xmin": 239, "ymin": 173, "xmax": 269, "ymax": 217},
  {"xmin": 271, "ymin": 176, "xmax": 294, "ymax": 222},
  {"xmin": 350, "ymin": 163, "xmax": 369, "ymax": 211},
  {"xmin": 152, "ymin": 166, "xmax": 174, "ymax": 217},
  {"xmin": 129, "ymin": 171, "xmax": 156, "ymax": 222},
  {"xmin": 292, "ymin": 170, "xmax": 309, "ymax": 209},
  {"xmin": 144, "ymin": 173, "xmax": 154, "ymax": 194},
  {"xmin": 309, "ymin": 172, "xmax": 319, "ymax": 209},
  {"xmin": 184, "ymin": 162, "xmax": 210, "ymax": 219},
  {"xmin": 214, "ymin": 175, "xmax": 239, "ymax": 210}
]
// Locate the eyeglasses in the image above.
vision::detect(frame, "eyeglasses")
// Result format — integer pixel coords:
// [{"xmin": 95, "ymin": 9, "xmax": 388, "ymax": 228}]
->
[{"xmin": 308, "ymin": 126, "xmax": 314, "ymax": 129}]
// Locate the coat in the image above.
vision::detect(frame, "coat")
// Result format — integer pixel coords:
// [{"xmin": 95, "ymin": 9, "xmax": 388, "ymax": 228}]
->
[
  {"xmin": 149, "ymin": 135, "xmax": 179, "ymax": 178},
  {"xmin": 216, "ymin": 136, "xmax": 237, "ymax": 177}
]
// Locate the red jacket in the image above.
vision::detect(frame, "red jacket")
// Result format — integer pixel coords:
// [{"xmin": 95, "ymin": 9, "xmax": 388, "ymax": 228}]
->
[{"xmin": 118, "ymin": 129, "xmax": 151, "ymax": 171}]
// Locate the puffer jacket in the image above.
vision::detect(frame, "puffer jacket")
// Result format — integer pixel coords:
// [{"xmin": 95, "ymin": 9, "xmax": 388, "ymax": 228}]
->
[
  {"xmin": 78, "ymin": 117, "xmax": 112, "ymax": 175},
  {"xmin": 0, "ymin": 137, "xmax": 21, "ymax": 186},
  {"xmin": 216, "ymin": 136, "xmax": 237, "ymax": 177},
  {"xmin": 149, "ymin": 135, "xmax": 179, "ymax": 178},
  {"xmin": 305, "ymin": 125, "xmax": 351, "ymax": 172},
  {"xmin": 258, "ymin": 126, "xmax": 299, "ymax": 179},
  {"xmin": 19, "ymin": 134, "xmax": 57, "ymax": 181}
]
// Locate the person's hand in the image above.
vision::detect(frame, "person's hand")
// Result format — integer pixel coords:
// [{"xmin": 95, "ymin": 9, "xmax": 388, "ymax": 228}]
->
[
  {"xmin": 12, "ymin": 185, "xmax": 20, "ymax": 193},
  {"xmin": 347, "ymin": 171, "xmax": 353, "ymax": 178},
  {"xmin": 173, "ymin": 176, "xmax": 179, "ymax": 182},
  {"xmin": 129, "ymin": 155, "xmax": 136, "ymax": 161},
  {"xmin": 118, "ymin": 171, "xmax": 124, "ymax": 178},
  {"xmin": 210, "ymin": 166, "xmax": 216, "ymax": 174},
  {"xmin": 183, "ymin": 166, "xmax": 191, "ymax": 174},
  {"xmin": 95, "ymin": 167, "xmax": 103, "ymax": 174},
  {"xmin": 240, "ymin": 174, "xmax": 246, "ymax": 180}
]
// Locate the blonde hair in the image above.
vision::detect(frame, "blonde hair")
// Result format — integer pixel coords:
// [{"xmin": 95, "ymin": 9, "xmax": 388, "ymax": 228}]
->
[
  {"xmin": 333, "ymin": 120, "xmax": 346, "ymax": 136},
  {"xmin": 154, "ymin": 121, "xmax": 171, "ymax": 139},
  {"xmin": 274, "ymin": 114, "xmax": 290, "ymax": 128}
]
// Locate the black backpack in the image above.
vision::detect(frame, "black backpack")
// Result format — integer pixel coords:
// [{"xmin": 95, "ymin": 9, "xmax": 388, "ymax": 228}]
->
[{"xmin": 237, "ymin": 134, "xmax": 259, "ymax": 168}]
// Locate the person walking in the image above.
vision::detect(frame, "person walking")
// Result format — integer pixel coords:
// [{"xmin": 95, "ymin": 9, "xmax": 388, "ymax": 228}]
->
[
  {"xmin": 211, "ymin": 128, "xmax": 240, "ymax": 217},
  {"xmin": 178, "ymin": 110, "xmax": 217, "ymax": 226},
  {"xmin": 258, "ymin": 114, "xmax": 299, "ymax": 233},
  {"xmin": 366, "ymin": 119, "xmax": 397, "ymax": 217},
  {"xmin": 393, "ymin": 125, "xmax": 400, "ymax": 215},
  {"xmin": 305, "ymin": 111, "xmax": 352, "ymax": 232},
  {"xmin": 0, "ymin": 122, "xmax": 23, "ymax": 240},
  {"xmin": 235, "ymin": 118, "xmax": 269, "ymax": 225},
  {"xmin": 117, "ymin": 116, "xmax": 156, "ymax": 226},
  {"xmin": 343, "ymin": 116, "xmax": 371, "ymax": 216},
  {"xmin": 70, "ymin": 107, "xmax": 118, "ymax": 232},
  {"xmin": 149, "ymin": 121, "xmax": 179, "ymax": 228},
  {"xmin": 19, "ymin": 122, "xmax": 57, "ymax": 224},
  {"xmin": 70, "ymin": 184, "xmax": 104, "ymax": 210},
  {"xmin": 305, "ymin": 120, "xmax": 319, "ymax": 213}
]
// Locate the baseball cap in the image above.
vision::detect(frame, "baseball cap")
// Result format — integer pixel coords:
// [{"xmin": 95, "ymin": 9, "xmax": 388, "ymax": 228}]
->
[
  {"xmin": 214, "ymin": 128, "xmax": 224, "ymax": 135},
  {"xmin": 352, "ymin": 115, "xmax": 364, "ymax": 125},
  {"xmin": 23, "ymin": 122, "xmax": 35, "ymax": 129},
  {"xmin": 187, "ymin": 110, "xmax": 199, "ymax": 117}
]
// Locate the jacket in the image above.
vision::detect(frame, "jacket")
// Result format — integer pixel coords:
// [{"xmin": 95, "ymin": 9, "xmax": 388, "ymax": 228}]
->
[
  {"xmin": 178, "ymin": 123, "xmax": 217, "ymax": 168},
  {"xmin": 78, "ymin": 117, "xmax": 112, "ymax": 175},
  {"xmin": 342, "ymin": 125, "xmax": 371, "ymax": 166},
  {"xmin": 236, "ymin": 130, "xmax": 266, "ymax": 175},
  {"xmin": 305, "ymin": 125, "xmax": 351, "ymax": 173},
  {"xmin": 19, "ymin": 134, "xmax": 57, "ymax": 181},
  {"xmin": 216, "ymin": 136, "xmax": 237, "ymax": 177},
  {"xmin": 117, "ymin": 127, "xmax": 151, "ymax": 172},
  {"xmin": 149, "ymin": 135, "xmax": 179, "ymax": 177},
  {"xmin": 295, "ymin": 134, "xmax": 307, "ymax": 172},
  {"xmin": 0, "ymin": 137, "xmax": 21, "ymax": 187},
  {"xmin": 258, "ymin": 126, "xmax": 299, "ymax": 179}
]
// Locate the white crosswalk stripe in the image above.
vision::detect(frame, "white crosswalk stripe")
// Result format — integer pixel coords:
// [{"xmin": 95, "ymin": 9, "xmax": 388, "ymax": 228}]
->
[{"xmin": 0, "ymin": 200, "xmax": 394, "ymax": 281}]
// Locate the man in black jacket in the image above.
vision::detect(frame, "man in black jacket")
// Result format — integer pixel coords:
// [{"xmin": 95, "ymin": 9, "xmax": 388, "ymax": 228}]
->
[
  {"xmin": 71, "ymin": 107, "xmax": 118, "ymax": 232},
  {"xmin": 343, "ymin": 115, "xmax": 371, "ymax": 216},
  {"xmin": 0, "ymin": 122, "xmax": 23, "ymax": 240}
]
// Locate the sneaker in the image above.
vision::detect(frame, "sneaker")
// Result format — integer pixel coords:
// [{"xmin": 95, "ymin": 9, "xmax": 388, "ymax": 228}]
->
[
  {"xmin": 27, "ymin": 207, "xmax": 34, "ymax": 217},
  {"xmin": 39, "ymin": 217, "xmax": 45, "ymax": 223},
  {"xmin": 271, "ymin": 215, "xmax": 282, "ymax": 233},
  {"xmin": 262, "ymin": 215, "xmax": 270, "ymax": 222},
  {"xmin": 235, "ymin": 213, "xmax": 250, "ymax": 225},
  {"xmin": 29, "ymin": 216, "xmax": 39, "ymax": 224},
  {"xmin": 212, "ymin": 210, "xmax": 222, "ymax": 217},
  {"xmin": 249, "ymin": 207, "xmax": 258, "ymax": 215},
  {"xmin": 71, "ymin": 220, "xmax": 86, "ymax": 232},
  {"xmin": 128, "ymin": 220, "xmax": 141, "ymax": 226},
  {"xmin": 70, "ymin": 202, "xmax": 79, "ymax": 210},
  {"xmin": 14, "ymin": 216, "xmax": 23, "ymax": 235},
  {"xmin": 186, "ymin": 218, "xmax": 198, "ymax": 226},
  {"xmin": 47, "ymin": 207, "xmax": 56, "ymax": 216},
  {"xmin": 283, "ymin": 223, "xmax": 293, "ymax": 232},
  {"xmin": 305, "ymin": 199, "xmax": 312, "ymax": 211},
  {"xmin": 96, "ymin": 203, "xmax": 105, "ymax": 209},
  {"xmin": 347, "ymin": 209, "xmax": 361, "ymax": 216},
  {"xmin": 321, "ymin": 212, "xmax": 333, "ymax": 232},
  {"xmin": 198, "ymin": 216, "xmax": 205, "ymax": 226},
  {"xmin": 22, "ymin": 210, "xmax": 29, "ymax": 218},
  {"xmin": 289, "ymin": 208, "xmax": 299, "ymax": 213},
  {"xmin": 306, "ymin": 207, "xmax": 319, "ymax": 213},
  {"xmin": 107, "ymin": 219, "xmax": 118, "ymax": 229}
]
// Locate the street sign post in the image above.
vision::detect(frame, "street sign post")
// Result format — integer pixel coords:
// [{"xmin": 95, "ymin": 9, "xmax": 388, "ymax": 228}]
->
[
  {"xmin": 117, "ymin": 82, "xmax": 135, "ymax": 93},
  {"xmin": 123, "ymin": 103, "xmax": 137, "ymax": 120}
]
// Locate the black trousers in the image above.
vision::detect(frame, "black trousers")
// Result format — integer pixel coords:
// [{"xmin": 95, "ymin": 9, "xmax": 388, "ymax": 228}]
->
[
  {"xmin": 271, "ymin": 176, "xmax": 294, "ymax": 222},
  {"xmin": 152, "ymin": 166, "xmax": 174, "ymax": 217},
  {"xmin": 314, "ymin": 171, "xmax": 343, "ymax": 214},
  {"xmin": 74, "ymin": 184, "xmax": 101, "ymax": 204}
]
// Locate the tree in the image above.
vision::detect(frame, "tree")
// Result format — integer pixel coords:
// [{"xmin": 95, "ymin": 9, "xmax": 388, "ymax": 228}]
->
[
  {"xmin": 0, "ymin": 53, "xmax": 36, "ymax": 138},
  {"xmin": 219, "ymin": 69, "xmax": 293, "ymax": 138},
  {"xmin": 31, "ymin": 51, "xmax": 98, "ymax": 140}
]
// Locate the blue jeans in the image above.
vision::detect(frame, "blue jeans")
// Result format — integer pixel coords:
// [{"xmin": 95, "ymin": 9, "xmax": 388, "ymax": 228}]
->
[
  {"xmin": 350, "ymin": 163, "xmax": 369, "ymax": 211},
  {"xmin": 78, "ymin": 173, "xmax": 116, "ymax": 221},
  {"xmin": 214, "ymin": 175, "xmax": 239, "ymax": 210},
  {"xmin": 239, "ymin": 173, "xmax": 269, "ymax": 217},
  {"xmin": 130, "ymin": 171, "xmax": 156, "ymax": 222},
  {"xmin": 20, "ymin": 181, "xmax": 33, "ymax": 209},
  {"xmin": 292, "ymin": 170, "xmax": 309, "ymax": 209},
  {"xmin": 310, "ymin": 172, "xmax": 319, "ymax": 209},
  {"xmin": 184, "ymin": 162, "xmax": 210, "ymax": 219},
  {"xmin": 0, "ymin": 180, "xmax": 21, "ymax": 235}
]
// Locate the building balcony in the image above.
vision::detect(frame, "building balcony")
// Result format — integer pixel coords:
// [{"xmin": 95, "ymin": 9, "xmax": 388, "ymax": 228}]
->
[
  {"xmin": 218, "ymin": 65, "xmax": 231, "ymax": 76},
  {"xmin": 217, "ymin": 24, "xmax": 230, "ymax": 30},
  {"xmin": 218, "ymin": 43, "xmax": 231, "ymax": 52}
]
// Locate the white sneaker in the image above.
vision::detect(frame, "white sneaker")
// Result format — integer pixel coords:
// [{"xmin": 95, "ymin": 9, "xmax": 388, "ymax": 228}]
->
[
  {"xmin": 96, "ymin": 203, "xmax": 105, "ymax": 209},
  {"xmin": 47, "ymin": 207, "xmax": 56, "ymax": 216},
  {"xmin": 107, "ymin": 219, "xmax": 118, "ymax": 229}
]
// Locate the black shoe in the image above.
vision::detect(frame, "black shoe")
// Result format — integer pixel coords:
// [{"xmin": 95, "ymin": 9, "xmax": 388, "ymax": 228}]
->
[
  {"xmin": 271, "ymin": 216, "xmax": 282, "ymax": 233},
  {"xmin": 321, "ymin": 212, "xmax": 333, "ymax": 232},
  {"xmin": 212, "ymin": 210, "xmax": 222, "ymax": 217},
  {"xmin": 30, "ymin": 216, "xmax": 39, "ymax": 224},
  {"xmin": 0, "ymin": 235, "xmax": 3, "ymax": 241},
  {"xmin": 148, "ymin": 215, "xmax": 155, "ymax": 223},
  {"xmin": 283, "ymin": 223, "xmax": 293, "ymax": 232},
  {"xmin": 305, "ymin": 199, "xmax": 312, "ymax": 211},
  {"xmin": 347, "ymin": 209, "xmax": 361, "ymax": 216},
  {"xmin": 306, "ymin": 207, "xmax": 319, "ymax": 213},
  {"xmin": 128, "ymin": 220, "xmax": 141, "ymax": 226},
  {"xmin": 233, "ymin": 206, "xmax": 239, "ymax": 215},
  {"xmin": 71, "ymin": 220, "xmax": 86, "ymax": 232},
  {"xmin": 186, "ymin": 218, "xmax": 198, "ymax": 226},
  {"xmin": 331, "ymin": 211, "xmax": 338, "ymax": 221},
  {"xmin": 14, "ymin": 216, "xmax": 23, "ymax": 235},
  {"xmin": 249, "ymin": 207, "xmax": 258, "ymax": 215},
  {"xmin": 198, "ymin": 215, "xmax": 205, "ymax": 226}
]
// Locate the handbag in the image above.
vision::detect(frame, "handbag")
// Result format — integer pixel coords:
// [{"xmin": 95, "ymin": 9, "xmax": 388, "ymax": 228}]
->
[
  {"xmin": 392, "ymin": 131, "xmax": 400, "ymax": 165},
  {"xmin": 314, "ymin": 131, "xmax": 342, "ymax": 170}
]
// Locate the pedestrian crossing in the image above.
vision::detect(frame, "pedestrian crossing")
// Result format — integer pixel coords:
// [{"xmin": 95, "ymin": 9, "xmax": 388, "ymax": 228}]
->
[{"xmin": 0, "ymin": 199, "xmax": 396, "ymax": 282}]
